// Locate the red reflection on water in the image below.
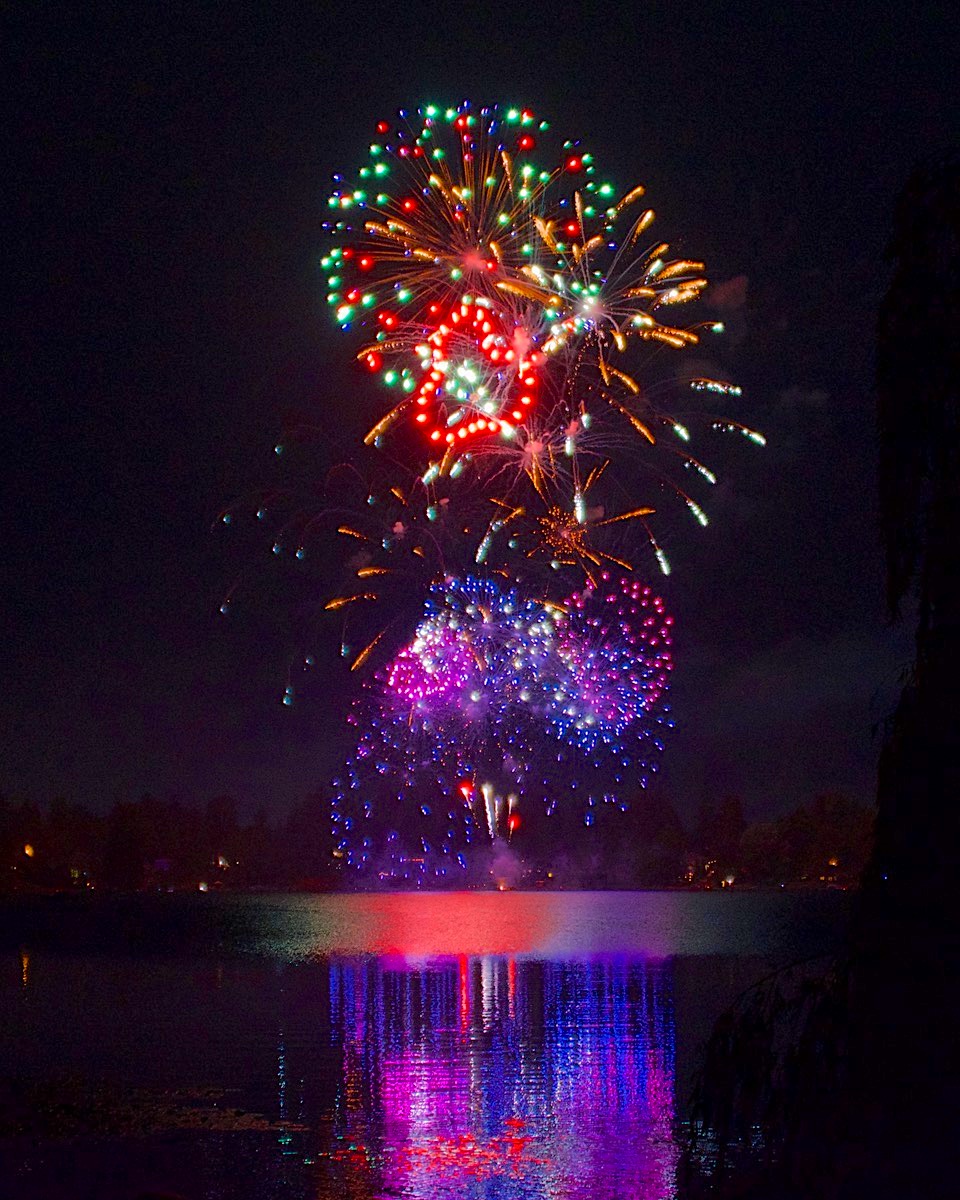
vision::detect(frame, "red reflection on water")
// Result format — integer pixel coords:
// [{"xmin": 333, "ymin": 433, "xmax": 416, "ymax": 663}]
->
[
  {"xmin": 353, "ymin": 892, "xmax": 552, "ymax": 958},
  {"xmin": 393, "ymin": 1122, "xmax": 548, "ymax": 1183}
]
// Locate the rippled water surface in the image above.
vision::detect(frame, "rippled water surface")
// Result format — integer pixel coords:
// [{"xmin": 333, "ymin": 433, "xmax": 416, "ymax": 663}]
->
[{"xmin": 0, "ymin": 891, "xmax": 848, "ymax": 1199}]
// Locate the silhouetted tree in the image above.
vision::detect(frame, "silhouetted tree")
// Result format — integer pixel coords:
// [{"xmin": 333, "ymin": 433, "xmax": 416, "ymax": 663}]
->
[
  {"xmin": 684, "ymin": 156, "xmax": 960, "ymax": 1200},
  {"xmin": 695, "ymin": 795, "xmax": 746, "ymax": 878},
  {"xmin": 101, "ymin": 801, "xmax": 148, "ymax": 890},
  {"xmin": 236, "ymin": 804, "xmax": 280, "ymax": 886},
  {"xmin": 284, "ymin": 791, "xmax": 337, "ymax": 887},
  {"xmin": 630, "ymin": 792, "xmax": 688, "ymax": 885},
  {"xmin": 738, "ymin": 819, "xmax": 784, "ymax": 885},
  {"xmin": 872, "ymin": 153, "xmax": 960, "ymax": 912},
  {"xmin": 203, "ymin": 794, "xmax": 239, "ymax": 864}
]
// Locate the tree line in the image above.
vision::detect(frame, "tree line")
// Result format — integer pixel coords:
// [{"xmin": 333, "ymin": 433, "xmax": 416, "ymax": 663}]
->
[{"xmin": 0, "ymin": 788, "xmax": 872, "ymax": 891}]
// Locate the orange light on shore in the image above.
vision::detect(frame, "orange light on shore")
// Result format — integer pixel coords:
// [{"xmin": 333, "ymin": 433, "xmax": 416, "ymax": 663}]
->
[{"xmin": 23, "ymin": 843, "xmax": 34, "ymax": 858}]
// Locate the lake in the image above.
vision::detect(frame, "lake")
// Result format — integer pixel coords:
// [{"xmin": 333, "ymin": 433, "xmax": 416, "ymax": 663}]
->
[{"xmin": 0, "ymin": 890, "xmax": 849, "ymax": 1199}]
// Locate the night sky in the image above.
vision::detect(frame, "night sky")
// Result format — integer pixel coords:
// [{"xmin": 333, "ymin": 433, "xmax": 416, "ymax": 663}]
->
[{"xmin": 4, "ymin": 2, "xmax": 957, "ymax": 820}]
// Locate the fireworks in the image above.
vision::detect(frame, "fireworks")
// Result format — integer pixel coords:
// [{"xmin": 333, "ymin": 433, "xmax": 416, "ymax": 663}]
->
[
  {"xmin": 408, "ymin": 294, "xmax": 544, "ymax": 447},
  {"xmin": 224, "ymin": 100, "xmax": 762, "ymax": 881},
  {"xmin": 331, "ymin": 576, "xmax": 562, "ymax": 875},
  {"xmin": 314, "ymin": 103, "xmax": 765, "ymax": 652},
  {"xmin": 331, "ymin": 573, "xmax": 675, "ymax": 874},
  {"xmin": 321, "ymin": 102, "xmax": 756, "ymax": 492},
  {"xmin": 552, "ymin": 574, "xmax": 674, "ymax": 758}
]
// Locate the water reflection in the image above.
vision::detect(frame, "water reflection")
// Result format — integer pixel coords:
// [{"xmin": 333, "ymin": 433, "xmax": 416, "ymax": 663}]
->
[
  {"xmin": 320, "ymin": 955, "xmax": 677, "ymax": 1199},
  {"xmin": 1, "ymin": 894, "xmax": 848, "ymax": 1199}
]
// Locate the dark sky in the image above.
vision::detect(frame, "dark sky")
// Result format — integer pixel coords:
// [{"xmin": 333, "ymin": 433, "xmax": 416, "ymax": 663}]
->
[{"xmin": 3, "ymin": 1, "xmax": 957, "ymax": 819}]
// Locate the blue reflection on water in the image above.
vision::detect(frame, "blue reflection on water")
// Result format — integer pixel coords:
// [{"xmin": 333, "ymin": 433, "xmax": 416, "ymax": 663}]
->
[{"xmin": 316, "ymin": 955, "xmax": 677, "ymax": 1199}]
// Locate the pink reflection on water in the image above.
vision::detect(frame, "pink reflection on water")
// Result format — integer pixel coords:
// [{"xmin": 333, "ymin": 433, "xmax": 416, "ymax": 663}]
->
[
  {"xmin": 306, "ymin": 890, "xmax": 691, "ymax": 959},
  {"xmin": 327, "ymin": 953, "xmax": 678, "ymax": 1198}
]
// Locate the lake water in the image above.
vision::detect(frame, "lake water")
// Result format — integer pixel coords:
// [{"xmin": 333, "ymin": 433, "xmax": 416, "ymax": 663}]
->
[{"xmin": 0, "ymin": 891, "xmax": 848, "ymax": 1200}]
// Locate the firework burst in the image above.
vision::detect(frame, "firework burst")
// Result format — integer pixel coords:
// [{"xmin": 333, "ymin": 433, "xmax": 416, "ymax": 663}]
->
[
  {"xmin": 330, "ymin": 573, "xmax": 675, "ymax": 874},
  {"xmin": 323, "ymin": 103, "xmax": 724, "ymax": 467},
  {"xmin": 224, "ymin": 100, "xmax": 763, "ymax": 882}
]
